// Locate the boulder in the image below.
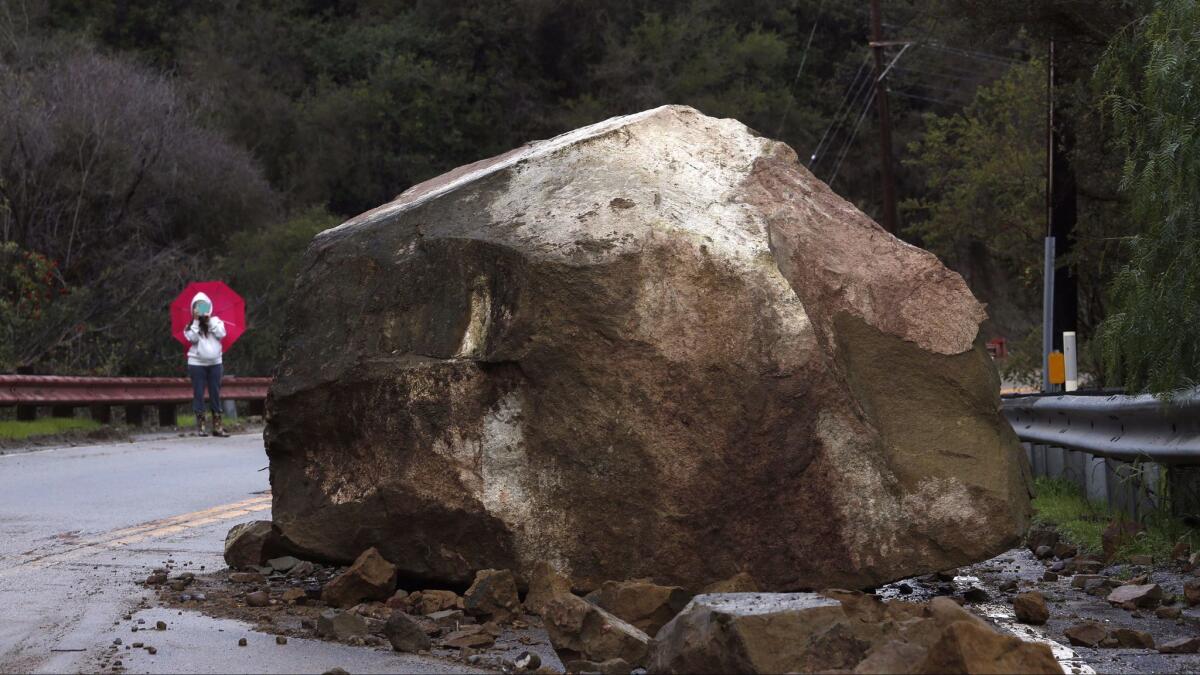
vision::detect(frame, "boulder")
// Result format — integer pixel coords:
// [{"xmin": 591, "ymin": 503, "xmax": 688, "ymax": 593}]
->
[
  {"xmin": 384, "ymin": 611, "xmax": 431, "ymax": 652},
  {"xmin": 1185, "ymin": 580, "xmax": 1200, "ymax": 606},
  {"xmin": 917, "ymin": 620, "xmax": 1059, "ymax": 674},
  {"xmin": 223, "ymin": 521, "xmax": 283, "ymax": 570},
  {"xmin": 853, "ymin": 640, "xmax": 928, "ymax": 674},
  {"xmin": 1101, "ymin": 520, "xmax": 1144, "ymax": 561},
  {"xmin": 316, "ymin": 610, "xmax": 368, "ymax": 641},
  {"xmin": 1105, "ymin": 583, "xmax": 1162, "ymax": 609},
  {"xmin": 1011, "ymin": 592, "xmax": 1048, "ymax": 625},
  {"xmin": 265, "ymin": 104, "xmax": 1031, "ymax": 591},
  {"xmin": 649, "ymin": 593, "xmax": 869, "ymax": 674},
  {"xmin": 1025, "ymin": 528, "xmax": 1059, "ymax": 554},
  {"xmin": 1063, "ymin": 623, "xmax": 1107, "ymax": 648},
  {"xmin": 524, "ymin": 561, "xmax": 572, "ymax": 616},
  {"xmin": 543, "ymin": 593, "xmax": 650, "ymax": 666},
  {"xmin": 584, "ymin": 579, "xmax": 693, "ymax": 636},
  {"xmin": 408, "ymin": 590, "xmax": 462, "ymax": 615},
  {"xmin": 322, "ymin": 547, "xmax": 397, "ymax": 608},
  {"xmin": 1112, "ymin": 628, "xmax": 1154, "ymax": 649},
  {"xmin": 1158, "ymin": 637, "xmax": 1200, "ymax": 654},
  {"xmin": 464, "ymin": 568, "xmax": 521, "ymax": 623}
]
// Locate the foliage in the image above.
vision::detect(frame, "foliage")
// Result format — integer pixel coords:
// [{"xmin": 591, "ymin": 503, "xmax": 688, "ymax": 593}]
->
[
  {"xmin": 1032, "ymin": 476, "xmax": 1199, "ymax": 562},
  {"xmin": 1096, "ymin": 0, "xmax": 1200, "ymax": 395},
  {"xmin": 902, "ymin": 60, "xmax": 1046, "ymax": 343},
  {"xmin": 218, "ymin": 207, "xmax": 340, "ymax": 375},
  {"xmin": 0, "ymin": 416, "xmax": 101, "ymax": 440}
]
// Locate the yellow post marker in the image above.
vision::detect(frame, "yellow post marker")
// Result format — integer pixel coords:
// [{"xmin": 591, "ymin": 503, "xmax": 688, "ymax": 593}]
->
[{"xmin": 1048, "ymin": 351, "xmax": 1066, "ymax": 385}]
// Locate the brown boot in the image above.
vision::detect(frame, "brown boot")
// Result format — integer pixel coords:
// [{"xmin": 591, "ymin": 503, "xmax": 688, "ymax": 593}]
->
[
  {"xmin": 195, "ymin": 412, "xmax": 209, "ymax": 436},
  {"xmin": 211, "ymin": 412, "xmax": 231, "ymax": 437}
]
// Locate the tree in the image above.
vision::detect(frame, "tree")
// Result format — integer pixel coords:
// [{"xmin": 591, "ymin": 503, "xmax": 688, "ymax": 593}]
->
[{"xmin": 1097, "ymin": 0, "xmax": 1200, "ymax": 394}]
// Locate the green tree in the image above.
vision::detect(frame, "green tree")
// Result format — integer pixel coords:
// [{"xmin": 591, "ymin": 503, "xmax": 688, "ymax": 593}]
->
[{"xmin": 1097, "ymin": 0, "xmax": 1200, "ymax": 394}]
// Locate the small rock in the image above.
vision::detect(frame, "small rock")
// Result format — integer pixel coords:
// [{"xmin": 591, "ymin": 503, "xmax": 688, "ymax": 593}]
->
[
  {"xmin": 267, "ymin": 556, "xmax": 302, "ymax": 573},
  {"xmin": 1112, "ymin": 628, "xmax": 1154, "ymax": 649},
  {"xmin": 1130, "ymin": 554, "xmax": 1154, "ymax": 566},
  {"xmin": 1042, "ymin": 571, "xmax": 1059, "ymax": 582},
  {"xmin": 565, "ymin": 658, "xmax": 632, "ymax": 675},
  {"xmin": 1158, "ymin": 637, "xmax": 1200, "ymax": 654},
  {"xmin": 514, "ymin": 651, "xmax": 542, "ymax": 672},
  {"xmin": 1064, "ymin": 622, "xmax": 1108, "ymax": 648},
  {"xmin": 146, "ymin": 646, "xmax": 157, "ymax": 655},
  {"xmin": 384, "ymin": 590, "xmax": 410, "ymax": 609},
  {"xmin": 1034, "ymin": 545, "xmax": 1053, "ymax": 559},
  {"xmin": 155, "ymin": 621, "xmax": 166, "ymax": 631},
  {"xmin": 112, "ymin": 639, "xmax": 122, "ymax": 646},
  {"xmin": 1027, "ymin": 527, "xmax": 1060, "ymax": 554},
  {"xmin": 584, "ymin": 578, "xmax": 694, "ymax": 635},
  {"xmin": 276, "ymin": 636, "xmax": 287, "ymax": 645},
  {"xmin": 443, "ymin": 629, "xmax": 495, "ymax": 650},
  {"xmin": 896, "ymin": 582, "xmax": 913, "ymax": 595},
  {"xmin": 238, "ymin": 637, "xmax": 248, "ymax": 646},
  {"xmin": 321, "ymin": 548, "xmax": 398, "ymax": 609},
  {"xmin": 281, "ymin": 588, "xmax": 306, "ymax": 604},
  {"xmin": 229, "ymin": 572, "xmax": 266, "ymax": 584},
  {"xmin": 427, "ymin": 609, "xmax": 465, "ymax": 626},
  {"xmin": 464, "ymin": 569, "xmax": 522, "ymax": 623},
  {"xmin": 132, "ymin": 642, "xmax": 143, "ymax": 648},
  {"xmin": 224, "ymin": 520, "xmax": 283, "ymax": 569},
  {"xmin": 1106, "ymin": 583, "xmax": 1163, "ymax": 608},
  {"xmin": 1155, "ymin": 606, "xmax": 1182, "ymax": 620},
  {"xmin": 411, "ymin": 589, "xmax": 461, "ymax": 615},
  {"xmin": 1053, "ymin": 543, "xmax": 1078, "ymax": 559},
  {"xmin": 934, "ymin": 568, "xmax": 959, "ymax": 582},
  {"xmin": 316, "ymin": 609, "xmax": 369, "ymax": 641},
  {"xmin": 1071, "ymin": 575, "xmax": 1104, "ymax": 590},
  {"xmin": 962, "ymin": 586, "xmax": 989, "ymax": 603},
  {"xmin": 1171, "ymin": 542, "xmax": 1190, "ymax": 561},
  {"xmin": 288, "ymin": 560, "xmax": 316, "ymax": 578},
  {"xmin": 1013, "ymin": 592, "xmax": 1049, "ymax": 625},
  {"xmin": 1049, "ymin": 561, "xmax": 1065, "ymax": 572},
  {"xmin": 1073, "ymin": 559, "xmax": 1104, "ymax": 574},
  {"xmin": 1184, "ymin": 580, "xmax": 1200, "ymax": 607},
  {"xmin": 246, "ymin": 591, "xmax": 270, "ymax": 608},
  {"xmin": 384, "ymin": 611, "xmax": 431, "ymax": 652},
  {"xmin": 524, "ymin": 561, "xmax": 573, "ymax": 616},
  {"xmin": 998, "ymin": 579, "xmax": 1018, "ymax": 593},
  {"xmin": 192, "ymin": 592, "xmax": 206, "ymax": 601},
  {"xmin": 322, "ymin": 669, "xmax": 350, "ymax": 675},
  {"xmin": 144, "ymin": 572, "xmax": 167, "ymax": 586}
]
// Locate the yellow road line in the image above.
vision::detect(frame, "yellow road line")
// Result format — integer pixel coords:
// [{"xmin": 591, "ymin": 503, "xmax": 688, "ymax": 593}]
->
[{"xmin": 0, "ymin": 494, "xmax": 271, "ymax": 576}]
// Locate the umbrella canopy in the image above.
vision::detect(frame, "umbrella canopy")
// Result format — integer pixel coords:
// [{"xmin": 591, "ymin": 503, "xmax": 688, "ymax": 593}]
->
[{"xmin": 170, "ymin": 281, "xmax": 246, "ymax": 353}]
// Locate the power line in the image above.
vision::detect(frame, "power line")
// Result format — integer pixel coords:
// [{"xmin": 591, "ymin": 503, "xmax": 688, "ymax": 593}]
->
[
  {"xmin": 808, "ymin": 51, "xmax": 872, "ymax": 168},
  {"xmin": 828, "ymin": 85, "xmax": 878, "ymax": 187},
  {"xmin": 775, "ymin": 0, "xmax": 826, "ymax": 138}
]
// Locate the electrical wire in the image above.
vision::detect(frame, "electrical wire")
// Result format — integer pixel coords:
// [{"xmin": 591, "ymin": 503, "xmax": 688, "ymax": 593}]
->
[
  {"xmin": 775, "ymin": 0, "xmax": 826, "ymax": 138},
  {"xmin": 828, "ymin": 85, "xmax": 878, "ymax": 187},
  {"xmin": 808, "ymin": 50, "xmax": 871, "ymax": 168}
]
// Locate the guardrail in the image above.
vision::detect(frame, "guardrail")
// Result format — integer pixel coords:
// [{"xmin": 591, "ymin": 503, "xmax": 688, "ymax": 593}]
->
[
  {"xmin": 1001, "ymin": 388, "xmax": 1200, "ymax": 519},
  {"xmin": 0, "ymin": 375, "xmax": 270, "ymax": 426}
]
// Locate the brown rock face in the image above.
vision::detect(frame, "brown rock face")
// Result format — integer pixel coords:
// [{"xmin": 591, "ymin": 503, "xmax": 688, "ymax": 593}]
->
[
  {"xmin": 265, "ymin": 105, "xmax": 1031, "ymax": 591},
  {"xmin": 524, "ymin": 561, "xmax": 572, "ymax": 616},
  {"xmin": 917, "ymin": 620, "xmax": 1060, "ymax": 674},
  {"xmin": 321, "ymin": 547, "xmax": 397, "ymax": 608}
]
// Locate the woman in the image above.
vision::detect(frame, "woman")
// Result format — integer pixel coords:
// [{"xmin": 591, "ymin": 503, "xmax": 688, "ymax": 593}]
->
[{"xmin": 184, "ymin": 291, "xmax": 230, "ymax": 437}]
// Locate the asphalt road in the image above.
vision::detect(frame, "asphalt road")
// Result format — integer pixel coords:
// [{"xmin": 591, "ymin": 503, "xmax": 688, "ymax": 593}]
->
[{"xmin": 0, "ymin": 432, "xmax": 482, "ymax": 675}]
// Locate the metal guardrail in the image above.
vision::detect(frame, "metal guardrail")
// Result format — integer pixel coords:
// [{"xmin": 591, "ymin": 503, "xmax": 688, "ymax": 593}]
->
[
  {"xmin": 0, "ymin": 375, "xmax": 270, "ymax": 425},
  {"xmin": 1002, "ymin": 388, "xmax": 1200, "ymax": 464}
]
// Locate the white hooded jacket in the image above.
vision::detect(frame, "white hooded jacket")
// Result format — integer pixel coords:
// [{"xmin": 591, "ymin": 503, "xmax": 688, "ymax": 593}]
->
[{"xmin": 183, "ymin": 291, "xmax": 227, "ymax": 366}]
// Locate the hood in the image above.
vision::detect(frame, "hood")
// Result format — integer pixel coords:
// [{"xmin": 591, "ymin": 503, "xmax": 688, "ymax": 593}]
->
[{"xmin": 191, "ymin": 291, "xmax": 213, "ymax": 316}]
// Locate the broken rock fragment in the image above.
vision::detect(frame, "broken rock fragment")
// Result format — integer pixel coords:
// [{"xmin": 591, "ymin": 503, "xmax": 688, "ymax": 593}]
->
[
  {"xmin": 917, "ymin": 620, "xmax": 1059, "ymax": 674},
  {"xmin": 584, "ymin": 578, "xmax": 693, "ymax": 636},
  {"xmin": 321, "ymin": 547, "xmax": 397, "ymax": 608},
  {"xmin": 524, "ymin": 562, "xmax": 571, "ymax": 616},
  {"xmin": 543, "ymin": 593, "xmax": 650, "ymax": 666},
  {"xmin": 1105, "ymin": 583, "xmax": 1162, "ymax": 609},
  {"xmin": 1012, "ymin": 592, "xmax": 1048, "ymax": 625},
  {"xmin": 1064, "ymin": 622, "xmax": 1108, "ymax": 648},
  {"xmin": 384, "ymin": 611, "xmax": 431, "ymax": 652},
  {"xmin": 265, "ymin": 104, "xmax": 1031, "ymax": 591},
  {"xmin": 224, "ymin": 521, "xmax": 283, "ymax": 570},
  {"xmin": 316, "ymin": 609, "xmax": 368, "ymax": 641},
  {"xmin": 463, "ymin": 569, "xmax": 521, "ymax": 623}
]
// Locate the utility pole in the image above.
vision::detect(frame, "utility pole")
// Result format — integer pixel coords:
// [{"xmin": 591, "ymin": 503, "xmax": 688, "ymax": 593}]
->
[
  {"xmin": 1042, "ymin": 38, "xmax": 1056, "ymax": 393},
  {"xmin": 869, "ymin": 0, "xmax": 898, "ymax": 234}
]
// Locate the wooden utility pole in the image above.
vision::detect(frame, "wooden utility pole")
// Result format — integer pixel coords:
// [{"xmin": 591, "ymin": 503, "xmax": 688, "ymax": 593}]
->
[{"xmin": 869, "ymin": 0, "xmax": 898, "ymax": 233}]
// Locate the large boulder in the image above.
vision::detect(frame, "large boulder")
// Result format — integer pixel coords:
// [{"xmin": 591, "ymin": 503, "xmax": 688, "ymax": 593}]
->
[{"xmin": 266, "ymin": 104, "xmax": 1031, "ymax": 591}]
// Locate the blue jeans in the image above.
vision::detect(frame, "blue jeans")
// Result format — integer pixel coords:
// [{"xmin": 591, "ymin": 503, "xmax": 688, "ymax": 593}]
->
[{"xmin": 188, "ymin": 364, "xmax": 223, "ymax": 415}]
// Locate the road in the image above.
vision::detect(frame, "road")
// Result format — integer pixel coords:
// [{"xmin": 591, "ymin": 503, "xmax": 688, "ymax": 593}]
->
[{"xmin": 0, "ymin": 433, "xmax": 480, "ymax": 675}]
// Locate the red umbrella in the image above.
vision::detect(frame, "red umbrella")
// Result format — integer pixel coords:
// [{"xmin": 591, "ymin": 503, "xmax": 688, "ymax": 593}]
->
[{"xmin": 170, "ymin": 281, "xmax": 246, "ymax": 354}]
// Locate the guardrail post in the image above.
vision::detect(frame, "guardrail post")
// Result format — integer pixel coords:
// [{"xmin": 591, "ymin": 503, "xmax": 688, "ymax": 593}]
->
[
  {"xmin": 51, "ymin": 405, "xmax": 74, "ymax": 418},
  {"xmin": 16, "ymin": 405, "xmax": 37, "ymax": 421},
  {"xmin": 125, "ymin": 405, "xmax": 145, "ymax": 427},
  {"xmin": 1084, "ymin": 453, "xmax": 1108, "ymax": 505},
  {"xmin": 1046, "ymin": 446, "xmax": 1065, "ymax": 479},
  {"xmin": 157, "ymin": 404, "xmax": 177, "ymax": 427},
  {"xmin": 90, "ymin": 405, "xmax": 112, "ymax": 424}
]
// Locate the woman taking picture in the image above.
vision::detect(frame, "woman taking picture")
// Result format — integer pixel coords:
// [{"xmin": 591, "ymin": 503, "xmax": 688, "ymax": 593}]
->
[{"xmin": 184, "ymin": 291, "xmax": 230, "ymax": 437}]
